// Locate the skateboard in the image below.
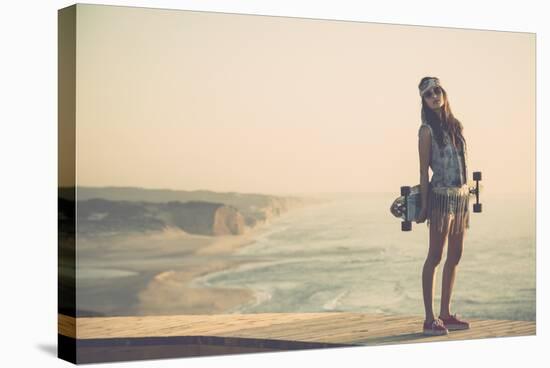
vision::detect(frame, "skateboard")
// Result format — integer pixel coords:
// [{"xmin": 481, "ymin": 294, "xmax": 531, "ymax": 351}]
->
[{"xmin": 390, "ymin": 171, "xmax": 483, "ymax": 231}]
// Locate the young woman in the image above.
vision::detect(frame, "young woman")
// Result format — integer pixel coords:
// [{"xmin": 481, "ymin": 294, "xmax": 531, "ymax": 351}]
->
[{"xmin": 416, "ymin": 77, "xmax": 471, "ymax": 336}]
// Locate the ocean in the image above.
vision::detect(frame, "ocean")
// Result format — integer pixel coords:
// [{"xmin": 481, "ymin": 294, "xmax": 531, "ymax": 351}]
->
[{"xmin": 190, "ymin": 193, "xmax": 536, "ymax": 321}]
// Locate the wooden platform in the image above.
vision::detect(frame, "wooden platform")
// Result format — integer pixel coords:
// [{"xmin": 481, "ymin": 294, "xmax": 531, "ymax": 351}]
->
[{"xmin": 59, "ymin": 312, "xmax": 536, "ymax": 364}]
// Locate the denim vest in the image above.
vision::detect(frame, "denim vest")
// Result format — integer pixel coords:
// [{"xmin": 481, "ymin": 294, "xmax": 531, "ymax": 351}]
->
[{"xmin": 418, "ymin": 123, "xmax": 468, "ymax": 189}]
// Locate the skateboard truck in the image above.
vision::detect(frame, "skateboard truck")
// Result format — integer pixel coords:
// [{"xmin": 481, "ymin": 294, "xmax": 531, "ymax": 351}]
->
[
  {"xmin": 400, "ymin": 186, "xmax": 412, "ymax": 231},
  {"xmin": 469, "ymin": 171, "xmax": 482, "ymax": 213}
]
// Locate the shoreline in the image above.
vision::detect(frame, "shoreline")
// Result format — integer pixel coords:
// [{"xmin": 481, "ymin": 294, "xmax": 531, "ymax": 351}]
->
[
  {"xmin": 135, "ymin": 220, "xmax": 276, "ymax": 316},
  {"xmin": 75, "ymin": 198, "xmax": 535, "ymax": 321}
]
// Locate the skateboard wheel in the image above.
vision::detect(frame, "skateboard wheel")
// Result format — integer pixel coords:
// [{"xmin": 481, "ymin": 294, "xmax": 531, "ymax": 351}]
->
[
  {"xmin": 401, "ymin": 186, "xmax": 411, "ymax": 196},
  {"xmin": 473, "ymin": 203, "xmax": 482, "ymax": 213},
  {"xmin": 473, "ymin": 172, "xmax": 482, "ymax": 181},
  {"xmin": 402, "ymin": 221, "xmax": 412, "ymax": 231}
]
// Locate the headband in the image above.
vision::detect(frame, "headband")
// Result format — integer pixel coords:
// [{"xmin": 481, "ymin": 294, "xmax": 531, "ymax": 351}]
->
[{"xmin": 419, "ymin": 77, "xmax": 441, "ymax": 97}]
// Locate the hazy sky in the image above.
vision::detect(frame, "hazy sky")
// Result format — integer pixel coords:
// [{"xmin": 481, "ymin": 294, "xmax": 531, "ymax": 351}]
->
[{"xmin": 72, "ymin": 4, "xmax": 535, "ymax": 195}]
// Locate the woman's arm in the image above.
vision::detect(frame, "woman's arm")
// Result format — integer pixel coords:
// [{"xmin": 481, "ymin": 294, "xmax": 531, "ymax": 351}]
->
[{"xmin": 418, "ymin": 125, "xmax": 431, "ymax": 210}]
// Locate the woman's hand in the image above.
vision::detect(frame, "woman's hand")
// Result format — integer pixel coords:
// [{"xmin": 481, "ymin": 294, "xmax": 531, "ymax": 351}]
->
[{"xmin": 416, "ymin": 206, "xmax": 428, "ymax": 223}]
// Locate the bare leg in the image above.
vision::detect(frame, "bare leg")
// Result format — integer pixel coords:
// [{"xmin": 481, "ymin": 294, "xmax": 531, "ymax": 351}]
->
[
  {"xmin": 440, "ymin": 217, "xmax": 465, "ymax": 318},
  {"xmin": 422, "ymin": 216, "xmax": 450, "ymax": 322}
]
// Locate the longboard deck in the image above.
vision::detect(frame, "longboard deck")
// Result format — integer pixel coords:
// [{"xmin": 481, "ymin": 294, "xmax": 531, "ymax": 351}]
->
[
  {"xmin": 390, "ymin": 185, "xmax": 422, "ymax": 222},
  {"xmin": 390, "ymin": 181, "xmax": 483, "ymax": 222}
]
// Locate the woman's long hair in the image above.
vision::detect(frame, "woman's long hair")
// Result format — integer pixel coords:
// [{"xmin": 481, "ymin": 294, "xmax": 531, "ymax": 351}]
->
[{"xmin": 419, "ymin": 77, "xmax": 465, "ymax": 149}]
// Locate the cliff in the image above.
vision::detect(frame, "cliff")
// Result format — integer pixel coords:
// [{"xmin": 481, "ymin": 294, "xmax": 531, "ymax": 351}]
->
[
  {"xmin": 60, "ymin": 198, "xmax": 246, "ymax": 237},
  {"xmin": 58, "ymin": 187, "xmax": 323, "ymax": 238}
]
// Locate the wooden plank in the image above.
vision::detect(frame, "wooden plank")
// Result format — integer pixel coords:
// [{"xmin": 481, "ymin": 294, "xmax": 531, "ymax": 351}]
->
[
  {"xmin": 59, "ymin": 314, "xmax": 76, "ymax": 338},
  {"xmin": 222, "ymin": 315, "xmax": 342, "ymax": 338},
  {"xmin": 336, "ymin": 319, "xmax": 424, "ymax": 344},
  {"xmin": 462, "ymin": 323, "xmax": 535, "ymax": 339},
  {"xmin": 460, "ymin": 320, "xmax": 534, "ymax": 337},
  {"xmin": 270, "ymin": 315, "xmax": 414, "ymax": 342},
  {"xmin": 74, "ymin": 313, "xmax": 343, "ymax": 339},
  {"xmin": 256, "ymin": 319, "xmax": 367, "ymax": 341},
  {"xmin": 256, "ymin": 315, "xmax": 369, "ymax": 340},
  {"xmin": 327, "ymin": 318, "xmax": 427, "ymax": 344},
  {"xmin": 178, "ymin": 313, "xmax": 339, "ymax": 336},
  {"xmin": 188, "ymin": 315, "xmax": 335, "ymax": 336},
  {"xmin": 65, "ymin": 312, "xmax": 536, "ymax": 347}
]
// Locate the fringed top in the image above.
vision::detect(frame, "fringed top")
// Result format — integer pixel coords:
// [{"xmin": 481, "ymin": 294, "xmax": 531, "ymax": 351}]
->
[{"xmin": 418, "ymin": 120, "xmax": 470, "ymax": 234}]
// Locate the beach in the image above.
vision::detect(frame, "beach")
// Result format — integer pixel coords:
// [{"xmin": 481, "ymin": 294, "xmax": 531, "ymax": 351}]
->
[
  {"xmin": 75, "ymin": 192, "xmax": 535, "ymax": 321},
  {"xmin": 76, "ymin": 222, "xmax": 275, "ymax": 317}
]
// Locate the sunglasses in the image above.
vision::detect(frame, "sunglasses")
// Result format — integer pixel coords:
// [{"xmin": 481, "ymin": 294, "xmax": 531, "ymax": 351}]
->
[{"xmin": 423, "ymin": 87, "xmax": 442, "ymax": 99}]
